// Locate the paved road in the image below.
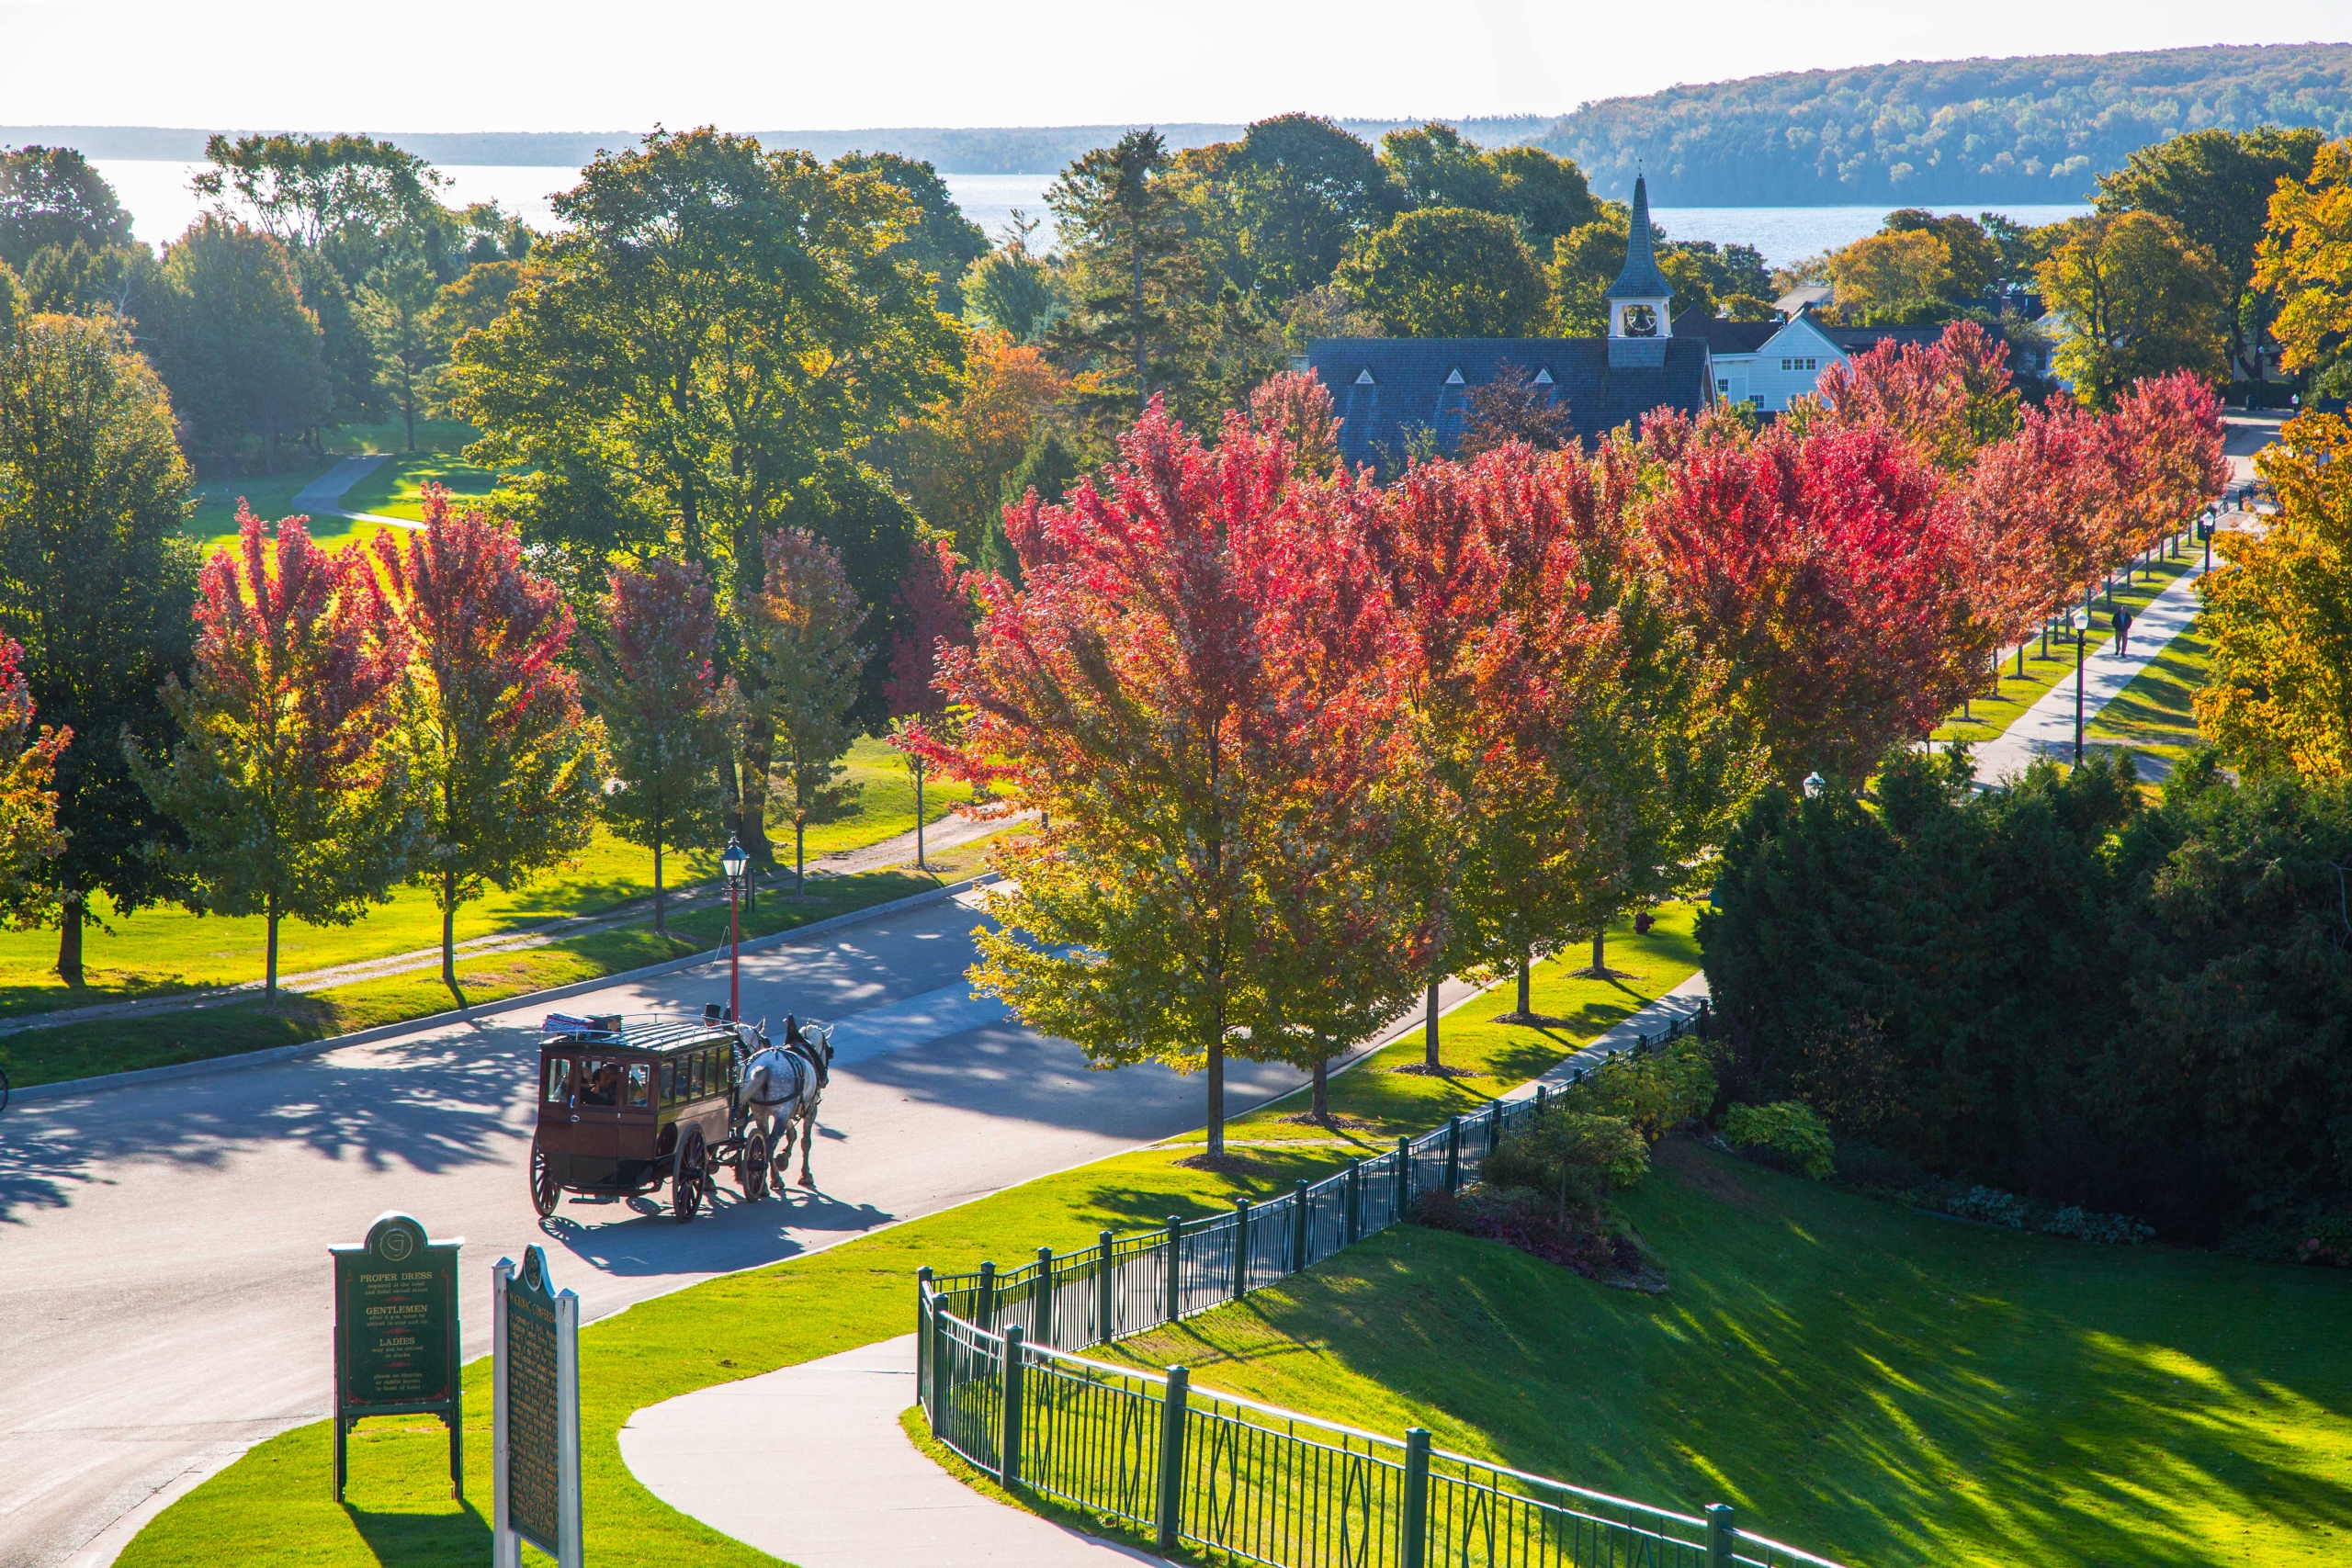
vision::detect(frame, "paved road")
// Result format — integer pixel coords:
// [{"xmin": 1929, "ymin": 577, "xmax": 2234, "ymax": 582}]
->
[{"xmin": 0, "ymin": 888, "xmax": 1340, "ymax": 1568}]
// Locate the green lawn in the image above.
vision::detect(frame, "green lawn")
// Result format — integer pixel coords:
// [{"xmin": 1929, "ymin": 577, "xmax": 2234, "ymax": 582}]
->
[
  {"xmin": 1933, "ymin": 546, "xmax": 2198, "ymax": 746},
  {"xmin": 323, "ymin": 418, "xmax": 481, "ymax": 457},
  {"xmin": 119, "ymin": 917, "xmax": 1707, "ymax": 1568},
  {"xmin": 1102, "ymin": 1140, "xmax": 2352, "ymax": 1568},
  {"xmin": 184, "ymin": 462, "xmax": 341, "ymax": 556},
  {"xmin": 4, "ymin": 739, "xmax": 971, "ymax": 1025},
  {"xmin": 339, "ymin": 452, "xmax": 503, "ymax": 522},
  {"xmin": 2085, "ymin": 612, "xmax": 2215, "ymax": 773}
]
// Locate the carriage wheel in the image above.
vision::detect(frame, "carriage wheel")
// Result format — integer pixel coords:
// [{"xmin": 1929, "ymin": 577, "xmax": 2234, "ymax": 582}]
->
[
  {"xmin": 672, "ymin": 1126, "xmax": 708, "ymax": 1223},
  {"xmin": 529, "ymin": 1136, "xmax": 560, "ymax": 1218},
  {"xmin": 741, "ymin": 1127, "xmax": 771, "ymax": 1201}
]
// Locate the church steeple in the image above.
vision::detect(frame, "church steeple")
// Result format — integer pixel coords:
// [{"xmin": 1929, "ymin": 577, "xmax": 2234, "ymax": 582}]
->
[{"xmin": 1607, "ymin": 172, "xmax": 1673, "ymax": 343}]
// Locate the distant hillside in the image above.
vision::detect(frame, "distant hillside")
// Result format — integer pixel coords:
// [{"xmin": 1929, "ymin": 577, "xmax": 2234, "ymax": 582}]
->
[
  {"xmin": 1541, "ymin": 42, "xmax": 2352, "ymax": 206},
  {"xmin": 0, "ymin": 118, "xmax": 1556, "ymax": 173}
]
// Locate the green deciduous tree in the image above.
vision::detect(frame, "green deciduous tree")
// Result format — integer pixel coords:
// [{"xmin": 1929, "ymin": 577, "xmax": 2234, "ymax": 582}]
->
[
  {"xmin": 1206, "ymin": 114, "xmax": 1398, "ymax": 301},
  {"xmin": 2040, "ymin": 210, "xmax": 2230, "ymax": 407},
  {"xmin": 357, "ymin": 241, "xmax": 442, "ymax": 451},
  {"xmin": 832, "ymin": 151, "xmax": 989, "ymax": 316},
  {"xmin": 453, "ymin": 129, "xmax": 957, "ymax": 858},
  {"xmin": 2254, "ymin": 137, "xmax": 2352, "ymax": 384},
  {"xmin": 587, "ymin": 555, "xmax": 729, "ymax": 932},
  {"xmin": 373, "ymin": 488, "xmax": 606, "ymax": 992},
  {"xmin": 754, "ymin": 528, "xmax": 867, "ymax": 887},
  {"xmin": 0, "ymin": 147, "xmax": 132, "ymax": 273},
  {"xmin": 130, "ymin": 506, "xmax": 418, "ymax": 1001},
  {"xmin": 959, "ymin": 214, "xmax": 1062, "ymax": 342},
  {"xmin": 1826, "ymin": 230, "xmax": 1956, "ymax": 323},
  {"xmin": 148, "ymin": 217, "xmax": 331, "ymax": 473},
  {"xmin": 0, "ymin": 310, "xmax": 198, "ymax": 982},
  {"xmin": 1336, "ymin": 207, "xmax": 1544, "ymax": 338}
]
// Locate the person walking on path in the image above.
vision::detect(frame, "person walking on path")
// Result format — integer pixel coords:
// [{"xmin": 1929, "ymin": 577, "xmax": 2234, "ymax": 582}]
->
[{"xmin": 2113, "ymin": 604, "xmax": 2134, "ymax": 658}]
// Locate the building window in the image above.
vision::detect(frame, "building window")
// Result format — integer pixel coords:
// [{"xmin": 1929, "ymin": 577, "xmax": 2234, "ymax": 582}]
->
[
  {"xmin": 1805, "ymin": 357, "xmax": 1818, "ymax": 370},
  {"xmin": 1716, "ymin": 379, "xmax": 1731, "ymax": 393}
]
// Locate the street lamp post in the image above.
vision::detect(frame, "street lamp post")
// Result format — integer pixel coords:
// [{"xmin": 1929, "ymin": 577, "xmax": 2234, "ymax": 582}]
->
[
  {"xmin": 2072, "ymin": 609, "xmax": 2089, "ymax": 767},
  {"xmin": 721, "ymin": 833, "xmax": 749, "ymax": 1021}
]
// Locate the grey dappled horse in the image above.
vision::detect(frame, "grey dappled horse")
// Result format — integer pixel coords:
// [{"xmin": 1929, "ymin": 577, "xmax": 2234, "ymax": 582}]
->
[{"xmin": 741, "ymin": 1015, "xmax": 832, "ymax": 1188}]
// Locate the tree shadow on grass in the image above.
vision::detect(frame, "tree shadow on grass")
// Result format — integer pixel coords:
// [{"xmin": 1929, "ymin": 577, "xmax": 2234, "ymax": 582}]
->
[{"xmin": 344, "ymin": 1496, "xmax": 487, "ymax": 1566}]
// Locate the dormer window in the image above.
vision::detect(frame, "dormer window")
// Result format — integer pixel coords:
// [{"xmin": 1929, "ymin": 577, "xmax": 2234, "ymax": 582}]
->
[
  {"xmin": 1444, "ymin": 367, "xmax": 1464, "ymax": 386},
  {"xmin": 1532, "ymin": 368, "xmax": 1554, "ymax": 385},
  {"xmin": 1354, "ymin": 368, "xmax": 1375, "ymax": 385}
]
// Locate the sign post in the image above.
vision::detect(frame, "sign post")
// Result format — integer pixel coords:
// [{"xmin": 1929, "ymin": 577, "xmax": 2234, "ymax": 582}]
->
[
  {"xmin": 494, "ymin": 1245, "xmax": 582, "ymax": 1568},
  {"xmin": 330, "ymin": 1212, "xmax": 461, "ymax": 1501}
]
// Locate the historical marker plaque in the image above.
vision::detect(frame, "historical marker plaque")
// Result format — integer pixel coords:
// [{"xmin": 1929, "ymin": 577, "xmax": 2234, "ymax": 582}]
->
[
  {"xmin": 495, "ymin": 1246, "xmax": 582, "ymax": 1568},
  {"xmin": 330, "ymin": 1212, "xmax": 461, "ymax": 1501}
]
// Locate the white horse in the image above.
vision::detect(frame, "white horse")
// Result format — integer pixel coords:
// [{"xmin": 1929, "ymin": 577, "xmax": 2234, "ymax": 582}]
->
[{"xmin": 740, "ymin": 1015, "xmax": 831, "ymax": 1189}]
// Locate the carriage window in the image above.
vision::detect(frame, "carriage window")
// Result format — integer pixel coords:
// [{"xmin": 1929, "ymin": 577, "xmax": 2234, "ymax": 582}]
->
[
  {"xmin": 580, "ymin": 1059, "xmax": 620, "ymax": 1107},
  {"xmin": 625, "ymin": 1063, "xmax": 651, "ymax": 1108},
  {"xmin": 661, "ymin": 1059, "xmax": 677, "ymax": 1104},
  {"xmin": 690, "ymin": 1052, "xmax": 706, "ymax": 1099},
  {"xmin": 544, "ymin": 1057, "xmax": 573, "ymax": 1104}
]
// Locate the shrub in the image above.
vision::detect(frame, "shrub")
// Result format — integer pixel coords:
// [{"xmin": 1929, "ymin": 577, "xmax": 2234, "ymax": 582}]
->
[
  {"xmin": 1409, "ymin": 1187, "xmax": 1641, "ymax": 1281},
  {"xmin": 2041, "ymin": 1206, "xmax": 2155, "ymax": 1247},
  {"xmin": 1721, "ymin": 1101, "xmax": 1836, "ymax": 1179},
  {"xmin": 1946, "ymin": 1185, "xmax": 2035, "ymax": 1228},
  {"xmin": 1484, "ymin": 1111, "xmax": 1649, "ymax": 1224},
  {"xmin": 1831, "ymin": 1135, "xmax": 1926, "ymax": 1190},
  {"xmin": 1556, "ymin": 1037, "xmax": 1717, "ymax": 1139}
]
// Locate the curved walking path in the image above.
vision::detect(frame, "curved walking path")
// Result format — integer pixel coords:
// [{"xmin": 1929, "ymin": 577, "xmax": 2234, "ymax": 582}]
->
[
  {"xmin": 289, "ymin": 454, "xmax": 414, "ymax": 528},
  {"xmin": 618, "ymin": 973, "xmax": 1711, "ymax": 1568}
]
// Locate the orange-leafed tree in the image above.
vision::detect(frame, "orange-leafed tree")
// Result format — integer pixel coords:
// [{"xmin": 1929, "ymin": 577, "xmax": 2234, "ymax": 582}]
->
[
  {"xmin": 130, "ymin": 505, "xmax": 416, "ymax": 1002},
  {"xmin": 922, "ymin": 399, "xmax": 1419, "ymax": 1157},
  {"xmin": 375, "ymin": 486, "xmax": 606, "ymax": 993},
  {"xmin": 0, "ymin": 634, "xmax": 69, "ymax": 926}
]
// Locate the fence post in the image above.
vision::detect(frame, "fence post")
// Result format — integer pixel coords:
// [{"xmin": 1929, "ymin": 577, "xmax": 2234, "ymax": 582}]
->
[
  {"xmin": 998, "ymin": 1324, "xmax": 1025, "ymax": 1490},
  {"xmin": 1289, "ymin": 1179, "xmax": 1309, "ymax": 1272},
  {"xmin": 1096, "ymin": 1230, "xmax": 1115, "ymax": 1345},
  {"xmin": 1488, "ymin": 1099, "xmax": 1502, "ymax": 1155},
  {"xmin": 1035, "ymin": 1247, "xmax": 1055, "ymax": 1347},
  {"xmin": 1705, "ymin": 1503, "xmax": 1736, "ymax": 1568},
  {"xmin": 1164, "ymin": 1215, "xmax": 1184, "ymax": 1325},
  {"xmin": 1399, "ymin": 1427, "xmax": 1431, "ymax": 1568},
  {"xmin": 1345, "ymin": 1159, "xmax": 1362, "ymax": 1244},
  {"xmin": 1396, "ymin": 1134, "xmax": 1411, "ymax": 1213},
  {"xmin": 916, "ymin": 1266, "xmax": 933, "ymax": 1416},
  {"xmin": 1156, "ymin": 1365, "xmax": 1191, "ymax": 1552},
  {"xmin": 1444, "ymin": 1116, "xmax": 1462, "ymax": 1193},
  {"xmin": 928, "ymin": 1291, "xmax": 951, "ymax": 1438},
  {"xmin": 1231, "ymin": 1199, "xmax": 1250, "ymax": 1302},
  {"xmin": 1534, "ymin": 1082, "xmax": 1546, "ymax": 1113},
  {"xmin": 977, "ymin": 1260, "xmax": 995, "ymax": 1332}
]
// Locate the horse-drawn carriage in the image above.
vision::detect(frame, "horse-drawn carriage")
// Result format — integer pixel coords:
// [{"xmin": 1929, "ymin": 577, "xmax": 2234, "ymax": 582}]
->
[{"xmin": 528, "ymin": 1005, "xmax": 832, "ymax": 1223}]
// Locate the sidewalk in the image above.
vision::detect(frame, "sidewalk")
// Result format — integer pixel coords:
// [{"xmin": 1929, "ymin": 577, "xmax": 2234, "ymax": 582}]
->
[
  {"xmin": 1966, "ymin": 551, "xmax": 2211, "ymax": 785},
  {"xmin": 290, "ymin": 454, "xmax": 415, "ymax": 529},
  {"xmin": 617, "ymin": 976, "xmax": 1712, "ymax": 1568}
]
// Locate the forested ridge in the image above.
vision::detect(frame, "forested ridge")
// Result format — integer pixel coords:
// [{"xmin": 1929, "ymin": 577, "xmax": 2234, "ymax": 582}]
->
[{"xmin": 1541, "ymin": 43, "xmax": 2352, "ymax": 205}]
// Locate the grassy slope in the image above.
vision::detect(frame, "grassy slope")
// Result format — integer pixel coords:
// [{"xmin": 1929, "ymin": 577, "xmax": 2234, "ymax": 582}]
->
[
  {"xmin": 1, "ymin": 740, "xmax": 970, "ymax": 1023},
  {"xmin": 1931, "ymin": 547, "xmax": 2196, "ymax": 746},
  {"xmin": 339, "ymin": 452, "xmax": 503, "ymax": 522},
  {"xmin": 2085, "ymin": 611, "xmax": 2214, "ymax": 772},
  {"xmin": 119, "ymin": 915, "xmax": 1707, "ymax": 1567},
  {"xmin": 1106, "ymin": 1140, "xmax": 2352, "ymax": 1568}
]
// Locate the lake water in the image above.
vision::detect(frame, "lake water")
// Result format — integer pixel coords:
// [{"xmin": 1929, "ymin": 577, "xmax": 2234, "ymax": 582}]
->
[{"xmin": 92, "ymin": 160, "xmax": 2088, "ymax": 271}]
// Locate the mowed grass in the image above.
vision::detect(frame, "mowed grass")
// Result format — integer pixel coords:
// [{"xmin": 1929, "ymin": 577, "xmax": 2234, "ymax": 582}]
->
[
  {"xmin": 119, "ymin": 919, "xmax": 1708, "ymax": 1568},
  {"xmin": 1104, "ymin": 1140, "xmax": 2352, "ymax": 1568},
  {"xmin": 0, "ymin": 865, "xmax": 952, "ymax": 1089},
  {"xmin": 323, "ymin": 417, "xmax": 480, "ymax": 457},
  {"xmin": 1932, "ymin": 545, "xmax": 2198, "ymax": 747},
  {"xmin": 339, "ymin": 452, "xmax": 503, "ymax": 522},
  {"xmin": 2086, "ymin": 611, "xmax": 2216, "ymax": 775},
  {"xmin": 3, "ymin": 739, "xmax": 971, "ymax": 1023}
]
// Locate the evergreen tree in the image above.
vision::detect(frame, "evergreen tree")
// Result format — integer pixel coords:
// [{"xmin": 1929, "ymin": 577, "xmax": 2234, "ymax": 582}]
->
[
  {"xmin": 1046, "ymin": 130, "xmax": 1203, "ymax": 426},
  {"xmin": 0, "ymin": 311, "xmax": 198, "ymax": 983},
  {"xmin": 753, "ymin": 528, "xmax": 867, "ymax": 888}
]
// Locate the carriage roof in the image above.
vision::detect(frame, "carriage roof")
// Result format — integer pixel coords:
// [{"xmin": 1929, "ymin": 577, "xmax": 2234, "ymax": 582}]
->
[{"xmin": 537, "ymin": 1015, "xmax": 739, "ymax": 1056}]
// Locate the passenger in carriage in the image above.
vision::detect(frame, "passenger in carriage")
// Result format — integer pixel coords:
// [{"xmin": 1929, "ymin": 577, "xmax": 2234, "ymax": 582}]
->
[{"xmin": 581, "ymin": 1060, "xmax": 621, "ymax": 1106}]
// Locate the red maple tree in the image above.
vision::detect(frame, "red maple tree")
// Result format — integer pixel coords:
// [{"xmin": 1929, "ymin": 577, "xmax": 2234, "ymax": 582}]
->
[
  {"xmin": 0, "ymin": 635, "xmax": 69, "ymax": 923},
  {"xmin": 374, "ymin": 486, "xmax": 605, "ymax": 991}
]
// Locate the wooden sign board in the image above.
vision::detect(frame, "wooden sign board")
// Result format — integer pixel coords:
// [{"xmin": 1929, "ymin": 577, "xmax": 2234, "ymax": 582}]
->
[
  {"xmin": 329, "ymin": 1212, "xmax": 462, "ymax": 1501},
  {"xmin": 495, "ymin": 1246, "xmax": 582, "ymax": 1568}
]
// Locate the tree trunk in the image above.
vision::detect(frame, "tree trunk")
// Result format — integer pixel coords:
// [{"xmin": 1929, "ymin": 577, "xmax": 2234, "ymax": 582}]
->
[
  {"xmin": 796, "ymin": 820, "xmax": 805, "ymax": 892},
  {"xmin": 1517, "ymin": 946, "xmax": 1532, "ymax": 1017},
  {"xmin": 265, "ymin": 897, "xmax": 280, "ymax": 1007},
  {"xmin": 1592, "ymin": 929, "xmax": 1606, "ymax": 974},
  {"xmin": 653, "ymin": 839, "xmax": 665, "ymax": 935},
  {"xmin": 441, "ymin": 871, "xmax": 458, "ymax": 995},
  {"xmin": 56, "ymin": 892, "xmax": 84, "ymax": 986},
  {"xmin": 1311, "ymin": 1055, "xmax": 1329, "ymax": 1120},
  {"xmin": 739, "ymin": 717, "xmax": 775, "ymax": 865},
  {"xmin": 403, "ymin": 390, "xmax": 415, "ymax": 453},
  {"xmin": 914, "ymin": 766, "xmax": 925, "ymax": 871},
  {"xmin": 1205, "ymin": 1036, "xmax": 1225, "ymax": 1157},
  {"xmin": 1423, "ymin": 977, "xmax": 1442, "ymax": 1068}
]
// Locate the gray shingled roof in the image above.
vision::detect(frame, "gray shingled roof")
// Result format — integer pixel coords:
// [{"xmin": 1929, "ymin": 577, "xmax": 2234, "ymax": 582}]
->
[
  {"xmin": 1673, "ymin": 310, "xmax": 1780, "ymax": 355},
  {"xmin": 1608, "ymin": 175, "xmax": 1673, "ymax": 301},
  {"xmin": 1305, "ymin": 336, "xmax": 1714, "ymax": 473}
]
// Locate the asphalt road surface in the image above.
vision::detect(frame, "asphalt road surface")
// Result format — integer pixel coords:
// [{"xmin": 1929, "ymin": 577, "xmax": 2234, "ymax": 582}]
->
[{"xmin": 0, "ymin": 887, "xmax": 1342, "ymax": 1568}]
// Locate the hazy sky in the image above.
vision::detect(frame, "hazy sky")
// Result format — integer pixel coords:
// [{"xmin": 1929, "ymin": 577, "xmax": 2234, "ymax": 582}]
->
[{"xmin": 1, "ymin": 1, "xmax": 2344, "ymax": 131}]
